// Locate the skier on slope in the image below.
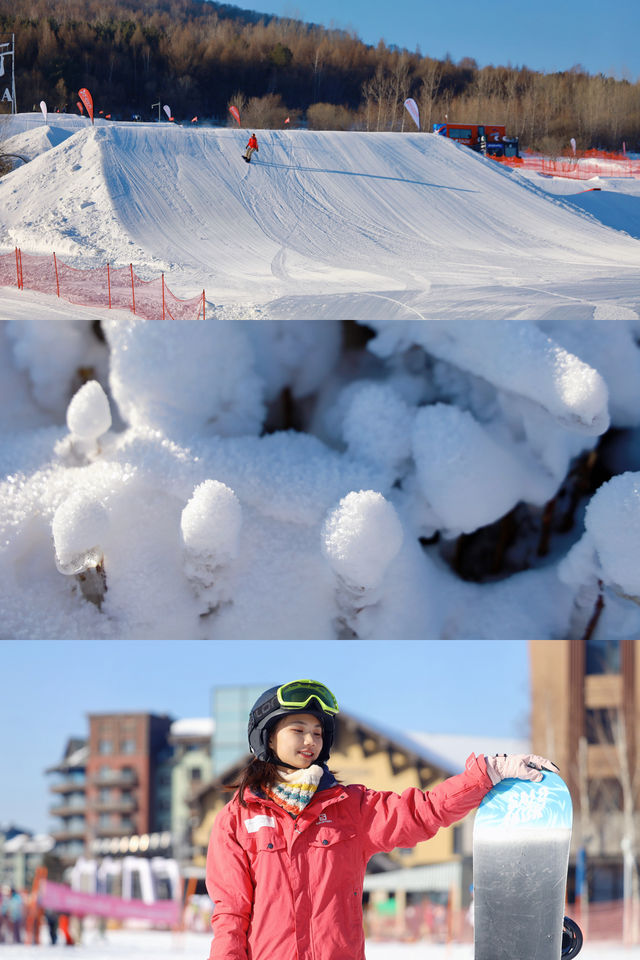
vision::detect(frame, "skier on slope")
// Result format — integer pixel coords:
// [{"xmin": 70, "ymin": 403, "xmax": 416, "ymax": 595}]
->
[
  {"xmin": 243, "ymin": 133, "xmax": 259, "ymax": 163},
  {"xmin": 205, "ymin": 678, "xmax": 558, "ymax": 960}
]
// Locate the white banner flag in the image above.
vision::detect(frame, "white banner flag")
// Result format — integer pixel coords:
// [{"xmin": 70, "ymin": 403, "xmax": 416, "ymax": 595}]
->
[
  {"xmin": 40, "ymin": 100, "xmax": 47, "ymax": 123},
  {"xmin": 404, "ymin": 98, "xmax": 420, "ymax": 130},
  {"xmin": 163, "ymin": 104, "xmax": 171, "ymax": 119}
]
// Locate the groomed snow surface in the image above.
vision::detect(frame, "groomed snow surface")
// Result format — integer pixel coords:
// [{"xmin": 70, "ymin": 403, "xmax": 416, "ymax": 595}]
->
[
  {"xmin": 0, "ymin": 928, "xmax": 629, "ymax": 959},
  {"xmin": 2, "ymin": 114, "xmax": 640, "ymax": 640}
]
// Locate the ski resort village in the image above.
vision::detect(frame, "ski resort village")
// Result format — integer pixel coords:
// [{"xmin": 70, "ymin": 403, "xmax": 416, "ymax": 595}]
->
[{"xmin": 1, "ymin": 654, "xmax": 640, "ymax": 958}]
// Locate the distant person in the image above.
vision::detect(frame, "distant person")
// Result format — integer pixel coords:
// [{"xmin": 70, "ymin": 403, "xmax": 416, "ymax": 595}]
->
[
  {"xmin": 243, "ymin": 133, "xmax": 259, "ymax": 163},
  {"xmin": 7, "ymin": 888, "xmax": 24, "ymax": 943},
  {"xmin": 205, "ymin": 678, "xmax": 557, "ymax": 960},
  {"xmin": 0, "ymin": 885, "xmax": 9, "ymax": 942},
  {"xmin": 45, "ymin": 909, "xmax": 59, "ymax": 945},
  {"xmin": 58, "ymin": 912, "xmax": 74, "ymax": 946}
]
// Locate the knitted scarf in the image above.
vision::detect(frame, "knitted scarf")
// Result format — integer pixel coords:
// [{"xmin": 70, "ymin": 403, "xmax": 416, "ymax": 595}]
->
[{"xmin": 263, "ymin": 764, "xmax": 324, "ymax": 817}]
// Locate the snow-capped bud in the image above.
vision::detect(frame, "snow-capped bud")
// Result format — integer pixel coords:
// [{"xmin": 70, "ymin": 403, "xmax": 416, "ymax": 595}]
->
[
  {"xmin": 52, "ymin": 492, "xmax": 109, "ymax": 575},
  {"xmin": 66, "ymin": 380, "xmax": 112, "ymax": 441},
  {"xmin": 322, "ymin": 490, "xmax": 403, "ymax": 590},
  {"xmin": 181, "ymin": 480, "xmax": 242, "ymax": 566}
]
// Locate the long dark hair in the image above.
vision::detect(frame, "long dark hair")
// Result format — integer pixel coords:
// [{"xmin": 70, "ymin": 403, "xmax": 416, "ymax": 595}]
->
[{"xmin": 225, "ymin": 758, "xmax": 285, "ymax": 807}]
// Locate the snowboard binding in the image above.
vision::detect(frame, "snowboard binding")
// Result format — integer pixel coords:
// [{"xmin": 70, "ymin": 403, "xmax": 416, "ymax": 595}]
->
[{"xmin": 561, "ymin": 916, "xmax": 583, "ymax": 958}]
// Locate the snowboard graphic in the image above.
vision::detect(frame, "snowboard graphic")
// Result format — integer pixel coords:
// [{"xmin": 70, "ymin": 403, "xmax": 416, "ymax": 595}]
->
[{"xmin": 473, "ymin": 771, "xmax": 579, "ymax": 960}]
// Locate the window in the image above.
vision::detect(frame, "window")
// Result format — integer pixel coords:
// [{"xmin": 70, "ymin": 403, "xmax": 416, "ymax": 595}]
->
[
  {"xmin": 586, "ymin": 637, "xmax": 620, "ymax": 675},
  {"xmin": 448, "ymin": 128, "xmax": 473, "ymax": 140},
  {"xmin": 586, "ymin": 708, "xmax": 617, "ymax": 745},
  {"xmin": 190, "ymin": 767, "xmax": 202, "ymax": 782},
  {"xmin": 588, "ymin": 778, "xmax": 622, "ymax": 812},
  {"xmin": 121, "ymin": 739, "xmax": 136, "ymax": 754},
  {"xmin": 98, "ymin": 739, "xmax": 113, "ymax": 755}
]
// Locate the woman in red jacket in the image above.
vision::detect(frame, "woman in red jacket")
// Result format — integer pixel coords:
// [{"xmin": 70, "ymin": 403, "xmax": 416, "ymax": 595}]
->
[{"xmin": 205, "ymin": 679, "xmax": 556, "ymax": 960}]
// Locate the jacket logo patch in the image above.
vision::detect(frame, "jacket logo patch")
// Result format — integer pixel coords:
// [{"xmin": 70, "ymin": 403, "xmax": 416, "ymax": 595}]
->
[
  {"xmin": 244, "ymin": 815, "xmax": 276, "ymax": 833},
  {"xmin": 316, "ymin": 813, "xmax": 332, "ymax": 824}
]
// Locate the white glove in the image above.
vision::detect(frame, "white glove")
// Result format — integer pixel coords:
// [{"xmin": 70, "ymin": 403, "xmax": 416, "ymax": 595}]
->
[{"xmin": 484, "ymin": 753, "xmax": 559, "ymax": 786}]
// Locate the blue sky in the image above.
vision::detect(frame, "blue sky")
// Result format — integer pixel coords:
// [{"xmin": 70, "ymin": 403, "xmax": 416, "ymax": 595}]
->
[
  {"xmin": 240, "ymin": 0, "xmax": 640, "ymax": 79},
  {"xmin": 2, "ymin": 639, "xmax": 529, "ymax": 834}
]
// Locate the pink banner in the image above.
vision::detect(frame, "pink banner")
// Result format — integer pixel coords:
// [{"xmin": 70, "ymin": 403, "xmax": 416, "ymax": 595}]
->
[
  {"xmin": 40, "ymin": 881, "xmax": 181, "ymax": 924},
  {"xmin": 78, "ymin": 87, "xmax": 94, "ymax": 124}
]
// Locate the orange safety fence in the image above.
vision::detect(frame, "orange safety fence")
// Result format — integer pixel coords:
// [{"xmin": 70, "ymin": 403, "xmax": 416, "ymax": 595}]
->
[
  {"xmin": 495, "ymin": 153, "xmax": 640, "ymax": 179},
  {"xmin": 0, "ymin": 248, "xmax": 205, "ymax": 323},
  {"xmin": 366, "ymin": 898, "xmax": 634, "ymax": 945}
]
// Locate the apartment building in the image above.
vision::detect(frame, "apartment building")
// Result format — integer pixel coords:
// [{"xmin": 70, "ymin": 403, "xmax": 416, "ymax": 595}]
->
[
  {"xmin": 530, "ymin": 636, "xmax": 637, "ymax": 902},
  {"xmin": 46, "ymin": 738, "xmax": 89, "ymax": 866},
  {"xmin": 168, "ymin": 718, "xmax": 214, "ymax": 862},
  {"xmin": 85, "ymin": 712, "xmax": 173, "ymax": 851},
  {"xmin": 47, "ymin": 713, "xmax": 173, "ymax": 864}
]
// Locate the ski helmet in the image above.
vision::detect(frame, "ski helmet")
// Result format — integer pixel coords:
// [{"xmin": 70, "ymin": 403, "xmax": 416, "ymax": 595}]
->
[{"xmin": 248, "ymin": 679, "xmax": 339, "ymax": 764}]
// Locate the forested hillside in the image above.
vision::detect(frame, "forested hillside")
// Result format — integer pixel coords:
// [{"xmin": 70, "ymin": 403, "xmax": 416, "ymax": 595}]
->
[{"xmin": 1, "ymin": 0, "xmax": 639, "ymax": 152}]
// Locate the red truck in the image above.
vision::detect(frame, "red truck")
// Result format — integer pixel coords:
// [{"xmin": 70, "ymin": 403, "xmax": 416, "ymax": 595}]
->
[{"xmin": 432, "ymin": 122, "xmax": 520, "ymax": 158}]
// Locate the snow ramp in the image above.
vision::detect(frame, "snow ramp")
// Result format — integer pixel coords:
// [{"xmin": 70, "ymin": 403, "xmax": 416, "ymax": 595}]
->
[{"xmin": 1, "ymin": 122, "xmax": 639, "ymax": 304}]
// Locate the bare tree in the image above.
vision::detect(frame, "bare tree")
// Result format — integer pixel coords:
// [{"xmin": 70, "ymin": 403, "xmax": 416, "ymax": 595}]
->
[
  {"xmin": 418, "ymin": 60, "xmax": 441, "ymax": 132},
  {"xmin": 389, "ymin": 54, "xmax": 410, "ymax": 131}
]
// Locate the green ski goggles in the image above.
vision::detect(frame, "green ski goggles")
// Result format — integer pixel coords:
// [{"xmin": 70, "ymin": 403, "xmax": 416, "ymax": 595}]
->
[{"xmin": 276, "ymin": 680, "xmax": 339, "ymax": 715}]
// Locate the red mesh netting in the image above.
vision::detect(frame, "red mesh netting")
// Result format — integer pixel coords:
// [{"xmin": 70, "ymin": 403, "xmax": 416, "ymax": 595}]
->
[
  {"xmin": 495, "ymin": 154, "xmax": 640, "ymax": 179},
  {"xmin": 1, "ymin": 249, "xmax": 205, "ymax": 322}
]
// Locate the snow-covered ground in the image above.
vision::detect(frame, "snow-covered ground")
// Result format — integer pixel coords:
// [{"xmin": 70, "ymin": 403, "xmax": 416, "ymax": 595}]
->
[
  {"xmin": 1, "ymin": 114, "xmax": 640, "ymax": 640},
  {"xmin": 0, "ymin": 928, "xmax": 634, "ymax": 959}
]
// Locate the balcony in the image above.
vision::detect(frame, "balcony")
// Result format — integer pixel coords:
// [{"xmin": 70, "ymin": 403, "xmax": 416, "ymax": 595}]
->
[
  {"xmin": 585, "ymin": 674, "xmax": 623, "ymax": 709},
  {"xmin": 50, "ymin": 780, "xmax": 86, "ymax": 794},
  {"xmin": 93, "ymin": 796, "xmax": 138, "ymax": 813},
  {"xmin": 50, "ymin": 801, "xmax": 87, "ymax": 817},
  {"xmin": 94, "ymin": 823, "xmax": 135, "ymax": 838},
  {"xmin": 92, "ymin": 769, "xmax": 138, "ymax": 786},
  {"xmin": 587, "ymin": 743, "xmax": 620, "ymax": 779},
  {"xmin": 50, "ymin": 826, "xmax": 86, "ymax": 842}
]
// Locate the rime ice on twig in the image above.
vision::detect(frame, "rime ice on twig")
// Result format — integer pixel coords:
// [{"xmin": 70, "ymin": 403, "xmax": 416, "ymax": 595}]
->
[
  {"xmin": 180, "ymin": 480, "xmax": 242, "ymax": 616},
  {"xmin": 322, "ymin": 490, "xmax": 403, "ymax": 638},
  {"xmin": 52, "ymin": 492, "xmax": 109, "ymax": 608},
  {"xmin": 58, "ymin": 380, "xmax": 113, "ymax": 462}
]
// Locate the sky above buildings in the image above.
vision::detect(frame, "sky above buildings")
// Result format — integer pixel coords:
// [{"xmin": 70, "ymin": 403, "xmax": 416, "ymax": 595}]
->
[
  {"xmin": 240, "ymin": 0, "xmax": 640, "ymax": 80},
  {"xmin": 2, "ymin": 639, "xmax": 530, "ymax": 834}
]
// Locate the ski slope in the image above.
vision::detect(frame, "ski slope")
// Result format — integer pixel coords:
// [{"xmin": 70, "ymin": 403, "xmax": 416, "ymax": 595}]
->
[{"xmin": 2, "ymin": 117, "xmax": 639, "ymax": 310}]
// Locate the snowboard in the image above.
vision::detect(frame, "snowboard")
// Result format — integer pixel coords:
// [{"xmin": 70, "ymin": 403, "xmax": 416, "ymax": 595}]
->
[
  {"xmin": 473, "ymin": 771, "xmax": 574, "ymax": 960},
  {"xmin": 241, "ymin": 155, "xmax": 250, "ymax": 162}
]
